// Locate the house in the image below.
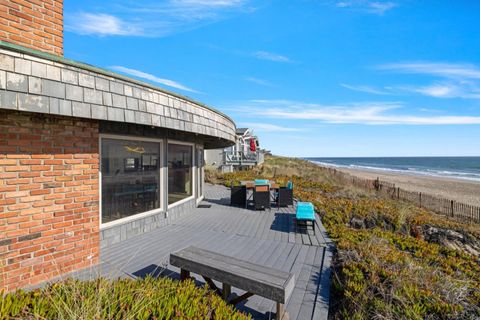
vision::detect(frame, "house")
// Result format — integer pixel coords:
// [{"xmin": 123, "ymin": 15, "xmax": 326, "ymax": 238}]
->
[
  {"xmin": 205, "ymin": 127, "xmax": 264, "ymax": 172},
  {"xmin": 0, "ymin": 0, "xmax": 236, "ymax": 293}
]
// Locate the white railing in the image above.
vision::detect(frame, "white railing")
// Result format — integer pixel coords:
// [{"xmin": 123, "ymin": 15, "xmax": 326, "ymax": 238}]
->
[{"xmin": 224, "ymin": 151, "xmax": 262, "ymax": 165}]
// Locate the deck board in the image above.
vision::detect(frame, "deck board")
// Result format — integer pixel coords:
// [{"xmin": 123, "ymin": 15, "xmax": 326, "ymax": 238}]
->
[{"xmin": 83, "ymin": 184, "xmax": 333, "ymax": 320}]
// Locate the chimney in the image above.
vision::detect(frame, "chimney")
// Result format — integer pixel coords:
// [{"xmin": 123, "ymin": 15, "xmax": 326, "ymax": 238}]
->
[{"xmin": 0, "ymin": 0, "xmax": 63, "ymax": 56}]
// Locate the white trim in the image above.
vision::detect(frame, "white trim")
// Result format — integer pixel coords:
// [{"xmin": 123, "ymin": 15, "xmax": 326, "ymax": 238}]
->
[
  {"xmin": 167, "ymin": 139, "xmax": 196, "ymax": 146},
  {"xmin": 167, "ymin": 140, "xmax": 196, "ymax": 208},
  {"xmin": 168, "ymin": 195, "xmax": 195, "ymax": 209},
  {"xmin": 195, "ymin": 144, "xmax": 204, "ymax": 201},
  {"xmin": 101, "ymin": 207, "xmax": 164, "ymax": 229},
  {"xmin": 196, "ymin": 195, "xmax": 205, "ymax": 205},
  {"xmin": 99, "ymin": 133, "xmax": 164, "ymax": 229}
]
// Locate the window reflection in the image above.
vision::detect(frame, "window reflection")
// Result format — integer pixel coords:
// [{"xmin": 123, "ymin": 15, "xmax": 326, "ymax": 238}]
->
[
  {"xmin": 168, "ymin": 144, "xmax": 193, "ymax": 204},
  {"xmin": 101, "ymin": 139, "xmax": 160, "ymax": 223}
]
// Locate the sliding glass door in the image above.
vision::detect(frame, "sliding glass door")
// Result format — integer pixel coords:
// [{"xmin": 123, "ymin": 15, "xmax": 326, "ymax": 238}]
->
[{"xmin": 168, "ymin": 143, "xmax": 193, "ymax": 205}]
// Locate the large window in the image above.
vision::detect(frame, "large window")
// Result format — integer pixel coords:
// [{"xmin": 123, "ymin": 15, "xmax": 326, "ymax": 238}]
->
[
  {"xmin": 168, "ymin": 143, "xmax": 193, "ymax": 205},
  {"xmin": 101, "ymin": 138, "xmax": 161, "ymax": 224}
]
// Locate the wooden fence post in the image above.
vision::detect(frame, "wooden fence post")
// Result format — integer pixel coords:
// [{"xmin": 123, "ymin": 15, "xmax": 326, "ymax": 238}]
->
[
  {"xmin": 419, "ymin": 192, "xmax": 422, "ymax": 208},
  {"xmin": 451, "ymin": 200, "xmax": 454, "ymax": 217}
]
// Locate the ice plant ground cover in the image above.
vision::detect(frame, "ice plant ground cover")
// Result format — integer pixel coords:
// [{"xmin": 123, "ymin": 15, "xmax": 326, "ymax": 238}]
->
[
  {"xmin": 0, "ymin": 277, "xmax": 250, "ymax": 319},
  {"xmin": 206, "ymin": 156, "xmax": 480, "ymax": 320}
]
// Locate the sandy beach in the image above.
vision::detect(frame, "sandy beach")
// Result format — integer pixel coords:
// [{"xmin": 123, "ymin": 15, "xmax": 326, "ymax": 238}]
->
[{"xmin": 332, "ymin": 167, "xmax": 480, "ymax": 207}]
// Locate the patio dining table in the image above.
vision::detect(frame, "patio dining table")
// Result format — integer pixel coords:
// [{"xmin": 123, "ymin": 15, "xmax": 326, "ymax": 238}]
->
[
  {"xmin": 242, "ymin": 181, "xmax": 280, "ymax": 190},
  {"xmin": 241, "ymin": 181, "xmax": 280, "ymax": 207}
]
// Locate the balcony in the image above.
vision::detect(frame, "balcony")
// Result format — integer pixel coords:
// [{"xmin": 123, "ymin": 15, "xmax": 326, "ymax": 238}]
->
[{"xmin": 224, "ymin": 151, "xmax": 265, "ymax": 166}]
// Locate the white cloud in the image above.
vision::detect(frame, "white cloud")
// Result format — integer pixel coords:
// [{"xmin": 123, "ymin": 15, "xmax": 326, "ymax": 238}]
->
[
  {"xmin": 232, "ymin": 100, "xmax": 480, "ymax": 125},
  {"xmin": 240, "ymin": 122, "xmax": 302, "ymax": 132},
  {"xmin": 65, "ymin": 13, "xmax": 142, "ymax": 36},
  {"xmin": 244, "ymin": 77, "xmax": 273, "ymax": 87},
  {"xmin": 65, "ymin": 0, "xmax": 251, "ymax": 37},
  {"xmin": 378, "ymin": 62, "xmax": 480, "ymax": 79},
  {"xmin": 346, "ymin": 62, "xmax": 480, "ymax": 99},
  {"xmin": 343, "ymin": 82, "xmax": 480, "ymax": 99},
  {"xmin": 109, "ymin": 66, "xmax": 200, "ymax": 93},
  {"xmin": 341, "ymin": 83, "xmax": 390, "ymax": 95},
  {"xmin": 252, "ymin": 51, "xmax": 292, "ymax": 63},
  {"xmin": 409, "ymin": 84, "xmax": 459, "ymax": 98},
  {"xmin": 335, "ymin": 1, "xmax": 397, "ymax": 15},
  {"xmin": 425, "ymin": 84, "xmax": 479, "ymax": 99},
  {"xmin": 403, "ymin": 83, "xmax": 480, "ymax": 99},
  {"xmin": 367, "ymin": 1, "xmax": 396, "ymax": 14}
]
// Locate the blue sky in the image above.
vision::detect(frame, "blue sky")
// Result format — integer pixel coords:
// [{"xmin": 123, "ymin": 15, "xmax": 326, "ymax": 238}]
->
[{"xmin": 64, "ymin": 0, "xmax": 480, "ymax": 157}]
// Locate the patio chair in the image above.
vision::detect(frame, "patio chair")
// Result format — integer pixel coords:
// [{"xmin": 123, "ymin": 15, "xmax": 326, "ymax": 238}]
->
[
  {"xmin": 296, "ymin": 202, "xmax": 315, "ymax": 234},
  {"xmin": 230, "ymin": 185, "xmax": 246, "ymax": 207},
  {"xmin": 277, "ymin": 187, "xmax": 293, "ymax": 208},
  {"xmin": 286, "ymin": 181, "xmax": 293, "ymax": 190},
  {"xmin": 254, "ymin": 184, "xmax": 271, "ymax": 210},
  {"xmin": 274, "ymin": 181, "xmax": 293, "ymax": 208}
]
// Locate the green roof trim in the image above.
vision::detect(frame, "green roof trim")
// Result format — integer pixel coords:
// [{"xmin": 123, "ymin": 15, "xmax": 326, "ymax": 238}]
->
[{"xmin": 0, "ymin": 40, "xmax": 235, "ymax": 126}]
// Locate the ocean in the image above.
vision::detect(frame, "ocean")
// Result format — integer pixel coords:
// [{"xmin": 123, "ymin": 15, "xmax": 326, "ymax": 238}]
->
[{"xmin": 307, "ymin": 157, "xmax": 480, "ymax": 182}]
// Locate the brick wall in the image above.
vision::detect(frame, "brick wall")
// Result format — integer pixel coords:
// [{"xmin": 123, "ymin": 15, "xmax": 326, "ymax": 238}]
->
[
  {"xmin": 0, "ymin": 111, "xmax": 99, "ymax": 292},
  {"xmin": 0, "ymin": 0, "xmax": 63, "ymax": 56}
]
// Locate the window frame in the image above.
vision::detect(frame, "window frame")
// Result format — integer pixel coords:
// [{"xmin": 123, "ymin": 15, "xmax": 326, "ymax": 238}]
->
[
  {"xmin": 167, "ymin": 139, "xmax": 196, "ymax": 209},
  {"xmin": 196, "ymin": 145, "xmax": 204, "ymax": 204},
  {"xmin": 99, "ymin": 134, "xmax": 165, "ymax": 229}
]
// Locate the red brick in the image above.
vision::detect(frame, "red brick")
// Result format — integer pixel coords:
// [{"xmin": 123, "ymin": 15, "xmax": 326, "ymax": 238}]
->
[
  {"xmin": 19, "ymin": 245, "xmax": 41, "ymax": 254},
  {"xmin": 7, "ymin": 203, "xmax": 30, "ymax": 211},
  {"xmin": 19, "ymin": 172, "xmax": 41, "ymax": 178},
  {"xmin": 0, "ymin": 173, "xmax": 17, "ymax": 179},
  {"xmin": 0, "ymin": 111, "xmax": 99, "ymax": 293},
  {"xmin": 31, "ymin": 165, "xmax": 51, "ymax": 171},
  {"xmin": 31, "ymin": 154, "xmax": 51, "ymax": 159},
  {"xmin": 5, "ymin": 166, "xmax": 29, "ymax": 172},
  {"xmin": 0, "ymin": 159, "xmax": 17, "ymax": 165},
  {"xmin": 0, "ymin": 198, "xmax": 16, "ymax": 205},
  {"xmin": 30, "ymin": 189, "xmax": 51, "ymax": 196},
  {"xmin": 0, "ymin": 0, "xmax": 62, "ymax": 55},
  {"xmin": 5, "ymin": 191, "xmax": 29, "ymax": 198},
  {"xmin": 6, "ymin": 178, "xmax": 30, "ymax": 185},
  {"xmin": 19, "ymin": 159, "xmax": 42, "ymax": 165}
]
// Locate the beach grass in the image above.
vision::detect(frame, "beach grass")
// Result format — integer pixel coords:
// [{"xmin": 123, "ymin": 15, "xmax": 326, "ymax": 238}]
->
[{"xmin": 207, "ymin": 155, "xmax": 480, "ymax": 319}]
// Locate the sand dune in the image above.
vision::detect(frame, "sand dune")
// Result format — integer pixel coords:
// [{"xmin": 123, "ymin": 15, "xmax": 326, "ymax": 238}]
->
[{"xmin": 336, "ymin": 167, "xmax": 480, "ymax": 207}]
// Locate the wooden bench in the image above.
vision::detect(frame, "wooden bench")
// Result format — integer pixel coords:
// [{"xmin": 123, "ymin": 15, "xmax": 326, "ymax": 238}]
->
[{"xmin": 170, "ymin": 246, "xmax": 295, "ymax": 319}]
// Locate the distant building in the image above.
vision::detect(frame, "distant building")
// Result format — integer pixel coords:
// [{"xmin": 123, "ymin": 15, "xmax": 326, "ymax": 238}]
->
[{"xmin": 205, "ymin": 128, "xmax": 265, "ymax": 172}]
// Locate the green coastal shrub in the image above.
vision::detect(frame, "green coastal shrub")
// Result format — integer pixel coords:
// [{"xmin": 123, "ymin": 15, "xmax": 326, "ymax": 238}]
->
[{"xmin": 0, "ymin": 277, "xmax": 250, "ymax": 320}]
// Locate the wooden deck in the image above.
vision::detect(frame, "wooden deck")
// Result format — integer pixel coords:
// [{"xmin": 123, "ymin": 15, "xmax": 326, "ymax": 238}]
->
[{"xmin": 91, "ymin": 184, "xmax": 333, "ymax": 320}]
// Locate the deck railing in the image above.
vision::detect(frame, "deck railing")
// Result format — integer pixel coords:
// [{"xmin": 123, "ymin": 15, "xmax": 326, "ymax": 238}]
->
[{"xmin": 224, "ymin": 151, "xmax": 263, "ymax": 165}]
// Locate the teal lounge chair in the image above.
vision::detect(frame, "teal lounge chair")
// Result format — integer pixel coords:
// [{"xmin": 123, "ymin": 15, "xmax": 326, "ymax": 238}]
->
[{"xmin": 296, "ymin": 202, "xmax": 315, "ymax": 234}]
